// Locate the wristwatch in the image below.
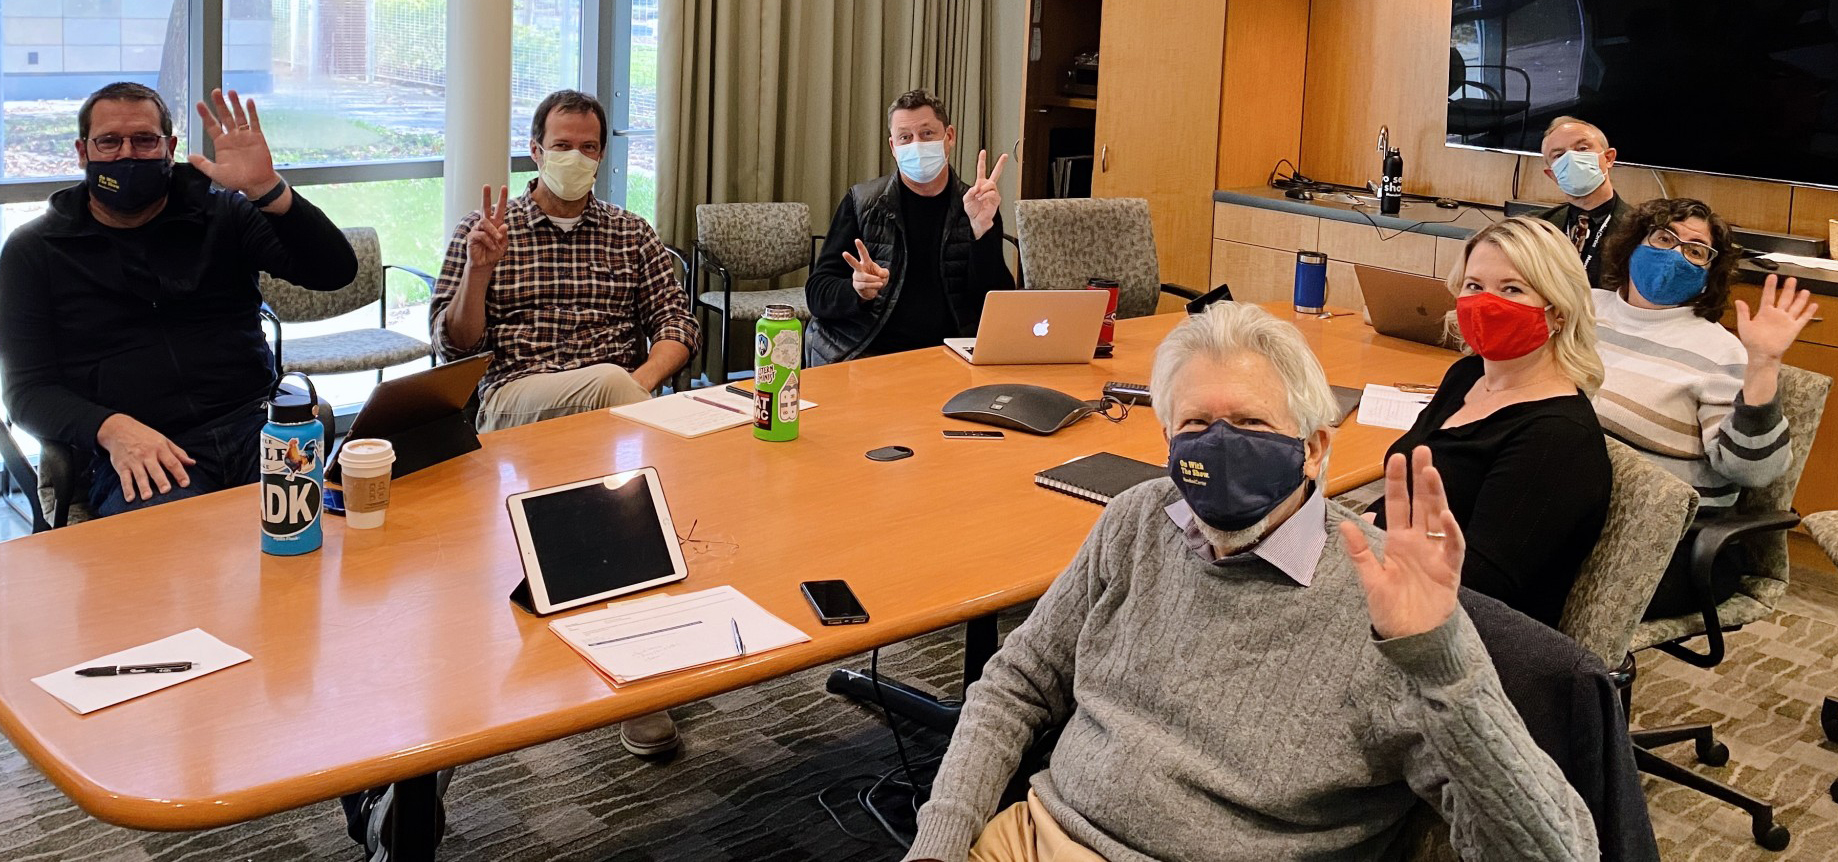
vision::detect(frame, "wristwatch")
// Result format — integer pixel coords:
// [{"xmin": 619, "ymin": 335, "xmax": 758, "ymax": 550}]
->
[{"xmin": 249, "ymin": 178, "xmax": 288, "ymax": 209}]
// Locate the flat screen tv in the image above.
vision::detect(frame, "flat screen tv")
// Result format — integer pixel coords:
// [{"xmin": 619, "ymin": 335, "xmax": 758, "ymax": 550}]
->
[{"xmin": 1447, "ymin": 0, "xmax": 1838, "ymax": 189}]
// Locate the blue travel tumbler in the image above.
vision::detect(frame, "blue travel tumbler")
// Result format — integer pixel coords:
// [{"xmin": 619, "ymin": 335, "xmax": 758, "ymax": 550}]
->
[{"xmin": 1294, "ymin": 250, "xmax": 1328, "ymax": 314}]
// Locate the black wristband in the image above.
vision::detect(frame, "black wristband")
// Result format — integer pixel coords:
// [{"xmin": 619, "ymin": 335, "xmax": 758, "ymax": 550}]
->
[{"xmin": 250, "ymin": 178, "xmax": 288, "ymax": 209}]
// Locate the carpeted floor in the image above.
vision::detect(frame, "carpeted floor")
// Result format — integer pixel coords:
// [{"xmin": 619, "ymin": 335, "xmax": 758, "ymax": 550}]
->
[{"xmin": 4, "ymin": 537, "xmax": 1838, "ymax": 861}]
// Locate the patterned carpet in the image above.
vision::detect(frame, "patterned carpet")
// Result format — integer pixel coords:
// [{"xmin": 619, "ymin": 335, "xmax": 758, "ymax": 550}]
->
[{"xmin": 3, "ymin": 538, "xmax": 1838, "ymax": 861}]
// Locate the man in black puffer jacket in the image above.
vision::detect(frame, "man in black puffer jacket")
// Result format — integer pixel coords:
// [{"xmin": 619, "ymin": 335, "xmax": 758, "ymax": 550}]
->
[{"xmin": 805, "ymin": 89, "xmax": 1015, "ymax": 365}]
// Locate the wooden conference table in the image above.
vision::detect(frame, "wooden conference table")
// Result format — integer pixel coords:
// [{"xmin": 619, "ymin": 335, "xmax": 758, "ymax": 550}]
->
[{"xmin": 0, "ymin": 303, "xmax": 1456, "ymax": 833}]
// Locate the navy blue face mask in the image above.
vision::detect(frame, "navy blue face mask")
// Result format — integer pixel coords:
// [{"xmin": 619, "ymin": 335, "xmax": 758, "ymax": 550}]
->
[
  {"xmin": 86, "ymin": 157, "xmax": 173, "ymax": 214},
  {"xmin": 1628, "ymin": 243, "xmax": 1708, "ymax": 306},
  {"xmin": 1168, "ymin": 420, "xmax": 1307, "ymax": 531}
]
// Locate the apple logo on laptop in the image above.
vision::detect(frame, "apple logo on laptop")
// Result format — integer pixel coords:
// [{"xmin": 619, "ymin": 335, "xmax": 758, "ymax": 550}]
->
[{"xmin": 1032, "ymin": 319, "xmax": 1051, "ymax": 337}]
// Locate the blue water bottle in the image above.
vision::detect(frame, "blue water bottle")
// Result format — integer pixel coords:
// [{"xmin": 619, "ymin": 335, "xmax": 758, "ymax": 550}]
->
[
  {"xmin": 1294, "ymin": 250, "xmax": 1328, "ymax": 314},
  {"xmin": 260, "ymin": 372, "xmax": 325, "ymax": 556}
]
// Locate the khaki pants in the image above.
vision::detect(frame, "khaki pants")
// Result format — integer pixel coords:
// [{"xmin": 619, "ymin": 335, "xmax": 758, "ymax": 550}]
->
[
  {"xmin": 967, "ymin": 790, "xmax": 1106, "ymax": 862},
  {"xmin": 478, "ymin": 364, "xmax": 652, "ymax": 432}
]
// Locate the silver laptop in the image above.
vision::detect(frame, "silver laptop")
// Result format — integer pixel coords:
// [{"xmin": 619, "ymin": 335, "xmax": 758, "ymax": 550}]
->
[
  {"xmin": 1356, "ymin": 264, "xmax": 1457, "ymax": 349},
  {"xmin": 944, "ymin": 290, "xmax": 1110, "ymax": 365}
]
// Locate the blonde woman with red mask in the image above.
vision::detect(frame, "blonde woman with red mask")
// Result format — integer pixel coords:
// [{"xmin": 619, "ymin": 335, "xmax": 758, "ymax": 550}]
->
[{"xmin": 1370, "ymin": 217, "xmax": 1611, "ymax": 629}]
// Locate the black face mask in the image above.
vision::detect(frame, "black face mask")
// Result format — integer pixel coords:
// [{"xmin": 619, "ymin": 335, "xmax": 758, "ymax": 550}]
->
[
  {"xmin": 86, "ymin": 157, "xmax": 173, "ymax": 214},
  {"xmin": 1168, "ymin": 419, "xmax": 1307, "ymax": 531}
]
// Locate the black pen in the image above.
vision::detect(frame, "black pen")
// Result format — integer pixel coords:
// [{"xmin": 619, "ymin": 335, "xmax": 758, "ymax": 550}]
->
[
  {"xmin": 75, "ymin": 662, "xmax": 193, "ymax": 677},
  {"xmin": 725, "ymin": 384, "xmax": 753, "ymax": 399}
]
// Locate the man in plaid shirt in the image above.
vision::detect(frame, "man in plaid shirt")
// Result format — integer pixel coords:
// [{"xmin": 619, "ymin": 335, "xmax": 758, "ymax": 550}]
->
[
  {"xmin": 430, "ymin": 89, "xmax": 698, "ymax": 434},
  {"xmin": 427, "ymin": 89, "xmax": 694, "ymax": 760}
]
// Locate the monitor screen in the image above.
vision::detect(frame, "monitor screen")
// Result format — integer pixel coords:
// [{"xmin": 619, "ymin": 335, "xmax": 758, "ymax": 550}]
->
[
  {"xmin": 519, "ymin": 473, "xmax": 678, "ymax": 606},
  {"xmin": 1447, "ymin": 0, "xmax": 1838, "ymax": 188}
]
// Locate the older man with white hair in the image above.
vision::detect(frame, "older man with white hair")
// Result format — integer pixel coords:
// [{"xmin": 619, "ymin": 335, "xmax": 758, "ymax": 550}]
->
[{"xmin": 904, "ymin": 302, "xmax": 1596, "ymax": 862}]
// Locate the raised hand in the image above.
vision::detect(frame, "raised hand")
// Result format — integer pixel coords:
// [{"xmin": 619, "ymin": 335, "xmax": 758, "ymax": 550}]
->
[
  {"xmin": 188, "ymin": 89, "xmax": 283, "ymax": 201},
  {"xmin": 466, "ymin": 184, "xmax": 511, "ymax": 273},
  {"xmin": 841, "ymin": 238, "xmax": 891, "ymax": 301},
  {"xmin": 1338, "ymin": 446, "xmax": 1466, "ymax": 640},
  {"xmin": 1735, "ymin": 275, "xmax": 1818, "ymax": 364},
  {"xmin": 962, "ymin": 149, "xmax": 1009, "ymax": 240}
]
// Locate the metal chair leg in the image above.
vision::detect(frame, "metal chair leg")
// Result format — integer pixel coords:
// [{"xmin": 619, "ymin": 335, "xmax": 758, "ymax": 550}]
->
[{"xmin": 1633, "ymin": 745, "xmax": 1789, "ymax": 850}]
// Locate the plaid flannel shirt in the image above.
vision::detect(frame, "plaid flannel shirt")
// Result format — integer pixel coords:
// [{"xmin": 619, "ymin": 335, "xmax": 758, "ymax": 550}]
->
[{"xmin": 429, "ymin": 181, "xmax": 698, "ymax": 394}]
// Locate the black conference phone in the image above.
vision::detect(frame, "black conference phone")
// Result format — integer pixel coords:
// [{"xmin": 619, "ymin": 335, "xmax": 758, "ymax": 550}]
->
[{"xmin": 942, "ymin": 384, "xmax": 1099, "ymax": 435}]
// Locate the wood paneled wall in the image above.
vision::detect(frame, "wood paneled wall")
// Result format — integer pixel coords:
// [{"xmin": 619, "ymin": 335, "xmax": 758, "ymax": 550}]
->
[
  {"xmin": 1215, "ymin": 0, "xmax": 1312, "ymax": 189},
  {"xmin": 1290, "ymin": 0, "xmax": 1835, "ymax": 238}
]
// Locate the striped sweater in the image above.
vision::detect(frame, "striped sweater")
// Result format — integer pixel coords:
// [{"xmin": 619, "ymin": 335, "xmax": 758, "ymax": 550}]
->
[{"xmin": 1591, "ymin": 289, "xmax": 1791, "ymax": 511}]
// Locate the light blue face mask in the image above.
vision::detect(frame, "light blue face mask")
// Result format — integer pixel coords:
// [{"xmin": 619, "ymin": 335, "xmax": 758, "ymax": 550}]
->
[
  {"xmin": 1550, "ymin": 150, "xmax": 1606, "ymax": 198},
  {"xmin": 893, "ymin": 140, "xmax": 948, "ymax": 184}
]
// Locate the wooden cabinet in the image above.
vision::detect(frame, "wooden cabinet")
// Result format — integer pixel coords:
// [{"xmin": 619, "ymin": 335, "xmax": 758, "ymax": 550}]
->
[{"xmin": 1018, "ymin": 0, "xmax": 1240, "ymax": 294}]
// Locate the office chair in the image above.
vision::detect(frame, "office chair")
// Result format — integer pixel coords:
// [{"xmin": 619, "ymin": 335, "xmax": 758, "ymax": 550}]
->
[
  {"xmin": 0, "ymin": 413, "xmax": 51, "ymax": 533},
  {"xmin": 258, "ymin": 226, "xmax": 436, "ymax": 380},
  {"xmin": 1013, "ymin": 198, "xmax": 1201, "ymax": 320},
  {"xmin": 1447, "ymin": 49, "xmax": 1532, "ymax": 148},
  {"xmin": 1799, "ymin": 511, "xmax": 1838, "ymax": 803},
  {"xmin": 1624, "ymin": 364, "xmax": 1830, "ymax": 850},
  {"xmin": 693, "ymin": 203, "xmax": 819, "ymax": 381}
]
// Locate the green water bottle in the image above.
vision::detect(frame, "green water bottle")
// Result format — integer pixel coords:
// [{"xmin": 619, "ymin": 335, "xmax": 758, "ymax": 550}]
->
[{"xmin": 753, "ymin": 304, "xmax": 802, "ymax": 442}]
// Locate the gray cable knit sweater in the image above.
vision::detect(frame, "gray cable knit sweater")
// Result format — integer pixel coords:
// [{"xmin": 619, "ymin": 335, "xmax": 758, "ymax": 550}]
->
[{"xmin": 904, "ymin": 479, "xmax": 1596, "ymax": 862}]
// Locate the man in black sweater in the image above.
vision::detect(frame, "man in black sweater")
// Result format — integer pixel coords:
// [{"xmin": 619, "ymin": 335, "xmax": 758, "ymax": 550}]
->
[
  {"xmin": 0, "ymin": 83, "xmax": 356, "ymax": 518},
  {"xmin": 804, "ymin": 89, "xmax": 1015, "ymax": 365}
]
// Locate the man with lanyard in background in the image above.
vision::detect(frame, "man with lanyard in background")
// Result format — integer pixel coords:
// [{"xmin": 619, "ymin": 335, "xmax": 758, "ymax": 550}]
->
[{"xmin": 1532, "ymin": 116, "xmax": 1635, "ymax": 289}]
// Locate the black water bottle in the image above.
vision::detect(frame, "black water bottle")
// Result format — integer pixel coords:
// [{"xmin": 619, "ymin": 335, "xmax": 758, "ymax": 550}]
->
[{"xmin": 1380, "ymin": 147, "xmax": 1404, "ymax": 215}]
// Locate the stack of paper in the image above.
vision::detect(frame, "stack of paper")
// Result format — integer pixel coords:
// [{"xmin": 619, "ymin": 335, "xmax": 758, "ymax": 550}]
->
[
  {"xmin": 1355, "ymin": 383, "xmax": 1434, "ymax": 430},
  {"xmin": 550, "ymin": 586, "xmax": 810, "ymax": 685},
  {"xmin": 608, "ymin": 388, "xmax": 818, "ymax": 438},
  {"xmin": 31, "ymin": 629, "xmax": 252, "ymax": 715},
  {"xmin": 1759, "ymin": 251, "xmax": 1838, "ymax": 273}
]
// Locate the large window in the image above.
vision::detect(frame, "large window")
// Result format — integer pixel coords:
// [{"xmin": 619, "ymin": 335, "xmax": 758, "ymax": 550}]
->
[{"xmin": 0, "ymin": 1, "xmax": 657, "ymax": 418}]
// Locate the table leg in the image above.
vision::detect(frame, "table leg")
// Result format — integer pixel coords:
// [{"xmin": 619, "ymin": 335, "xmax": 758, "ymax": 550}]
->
[
  {"xmin": 825, "ymin": 614, "xmax": 999, "ymax": 734},
  {"xmin": 382, "ymin": 772, "xmax": 443, "ymax": 862}
]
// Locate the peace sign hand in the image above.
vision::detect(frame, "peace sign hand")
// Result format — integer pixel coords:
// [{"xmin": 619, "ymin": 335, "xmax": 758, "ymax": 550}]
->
[
  {"xmin": 188, "ymin": 88, "xmax": 284, "ymax": 202},
  {"xmin": 1338, "ymin": 446, "xmax": 1466, "ymax": 640},
  {"xmin": 1735, "ymin": 275, "xmax": 1819, "ymax": 364},
  {"xmin": 841, "ymin": 239, "xmax": 891, "ymax": 301},
  {"xmin": 466, "ymin": 185, "xmax": 511, "ymax": 272},
  {"xmin": 962, "ymin": 149, "xmax": 1009, "ymax": 240}
]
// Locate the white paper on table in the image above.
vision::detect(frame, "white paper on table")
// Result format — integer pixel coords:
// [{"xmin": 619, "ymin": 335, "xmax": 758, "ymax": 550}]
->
[
  {"xmin": 551, "ymin": 585, "xmax": 810, "ymax": 684},
  {"xmin": 607, "ymin": 389, "xmax": 818, "ymax": 439},
  {"xmin": 31, "ymin": 628, "xmax": 251, "ymax": 715},
  {"xmin": 1354, "ymin": 383, "xmax": 1434, "ymax": 431},
  {"xmin": 1759, "ymin": 252, "xmax": 1838, "ymax": 273}
]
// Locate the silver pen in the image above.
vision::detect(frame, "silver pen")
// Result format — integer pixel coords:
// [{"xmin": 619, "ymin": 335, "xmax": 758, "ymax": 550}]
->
[{"xmin": 730, "ymin": 617, "xmax": 746, "ymax": 656}]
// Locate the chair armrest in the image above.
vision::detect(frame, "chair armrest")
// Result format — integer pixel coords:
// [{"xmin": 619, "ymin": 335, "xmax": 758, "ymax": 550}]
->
[
  {"xmin": 1002, "ymin": 233, "xmax": 1023, "ymax": 289},
  {"xmin": 809, "ymin": 235, "xmax": 825, "ymax": 271},
  {"xmin": 383, "ymin": 263, "xmax": 438, "ymax": 291},
  {"xmin": 38, "ymin": 438, "xmax": 86, "ymax": 530},
  {"xmin": 1656, "ymin": 510, "xmax": 1802, "ymax": 668},
  {"xmin": 694, "ymin": 243, "xmax": 734, "ymax": 304},
  {"xmin": 381, "ymin": 264, "xmax": 437, "ymax": 329},
  {"xmin": 662, "ymin": 244, "xmax": 692, "ymax": 300},
  {"xmin": 259, "ymin": 305, "xmax": 283, "ymax": 384},
  {"xmin": 1159, "ymin": 282, "xmax": 1203, "ymax": 300},
  {"xmin": 0, "ymin": 421, "xmax": 49, "ymax": 532}
]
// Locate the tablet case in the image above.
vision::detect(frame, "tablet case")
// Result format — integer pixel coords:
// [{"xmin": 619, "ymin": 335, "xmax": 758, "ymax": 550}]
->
[{"xmin": 326, "ymin": 355, "xmax": 487, "ymax": 482}]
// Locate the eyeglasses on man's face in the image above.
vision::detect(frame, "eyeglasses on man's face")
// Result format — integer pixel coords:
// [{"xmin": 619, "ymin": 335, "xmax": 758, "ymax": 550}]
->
[{"xmin": 87, "ymin": 133, "xmax": 169, "ymax": 157}]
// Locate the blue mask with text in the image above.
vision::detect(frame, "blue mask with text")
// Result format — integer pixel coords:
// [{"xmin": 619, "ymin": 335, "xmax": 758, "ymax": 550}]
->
[{"xmin": 1168, "ymin": 420, "xmax": 1306, "ymax": 531}]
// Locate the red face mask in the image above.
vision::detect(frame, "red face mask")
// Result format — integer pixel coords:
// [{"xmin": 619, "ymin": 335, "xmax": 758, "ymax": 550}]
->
[{"xmin": 1455, "ymin": 292, "xmax": 1552, "ymax": 361}]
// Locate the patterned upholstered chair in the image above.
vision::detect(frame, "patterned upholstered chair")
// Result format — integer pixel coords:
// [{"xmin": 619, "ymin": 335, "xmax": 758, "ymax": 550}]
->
[
  {"xmin": 1014, "ymin": 198, "xmax": 1202, "ymax": 320},
  {"xmin": 1620, "ymin": 364, "xmax": 1830, "ymax": 850},
  {"xmin": 259, "ymin": 226, "xmax": 435, "ymax": 380},
  {"xmin": 1400, "ymin": 437, "xmax": 1692, "ymax": 861},
  {"xmin": 693, "ymin": 203, "xmax": 819, "ymax": 379},
  {"xmin": 1805, "ymin": 511, "xmax": 1838, "ymax": 803}
]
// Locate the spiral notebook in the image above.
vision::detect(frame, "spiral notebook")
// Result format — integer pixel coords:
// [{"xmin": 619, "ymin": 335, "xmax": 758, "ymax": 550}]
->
[{"xmin": 1034, "ymin": 453, "xmax": 1165, "ymax": 505}]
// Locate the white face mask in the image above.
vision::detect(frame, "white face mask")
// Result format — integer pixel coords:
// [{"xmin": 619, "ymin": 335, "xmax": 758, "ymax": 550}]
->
[
  {"xmin": 893, "ymin": 140, "xmax": 948, "ymax": 185},
  {"xmin": 1549, "ymin": 149, "xmax": 1606, "ymax": 199},
  {"xmin": 538, "ymin": 147, "xmax": 599, "ymax": 201}
]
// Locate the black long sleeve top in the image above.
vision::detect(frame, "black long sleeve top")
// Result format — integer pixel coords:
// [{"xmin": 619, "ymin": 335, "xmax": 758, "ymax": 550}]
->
[
  {"xmin": 0, "ymin": 165, "xmax": 357, "ymax": 448},
  {"xmin": 1373, "ymin": 355, "xmax": 1613, "ymax": 629}
]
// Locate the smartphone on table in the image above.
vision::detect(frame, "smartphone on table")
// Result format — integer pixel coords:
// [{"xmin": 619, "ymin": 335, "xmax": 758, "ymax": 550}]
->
[{"xmin": 801, "ymin": 579, "xmax": 869, "ymax": 625}]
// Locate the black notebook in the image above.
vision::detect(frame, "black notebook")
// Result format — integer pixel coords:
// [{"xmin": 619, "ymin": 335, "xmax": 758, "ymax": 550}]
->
[{"xmin": 1035, "ymin": 453, "xmax": 1166, "ymax": 505}]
